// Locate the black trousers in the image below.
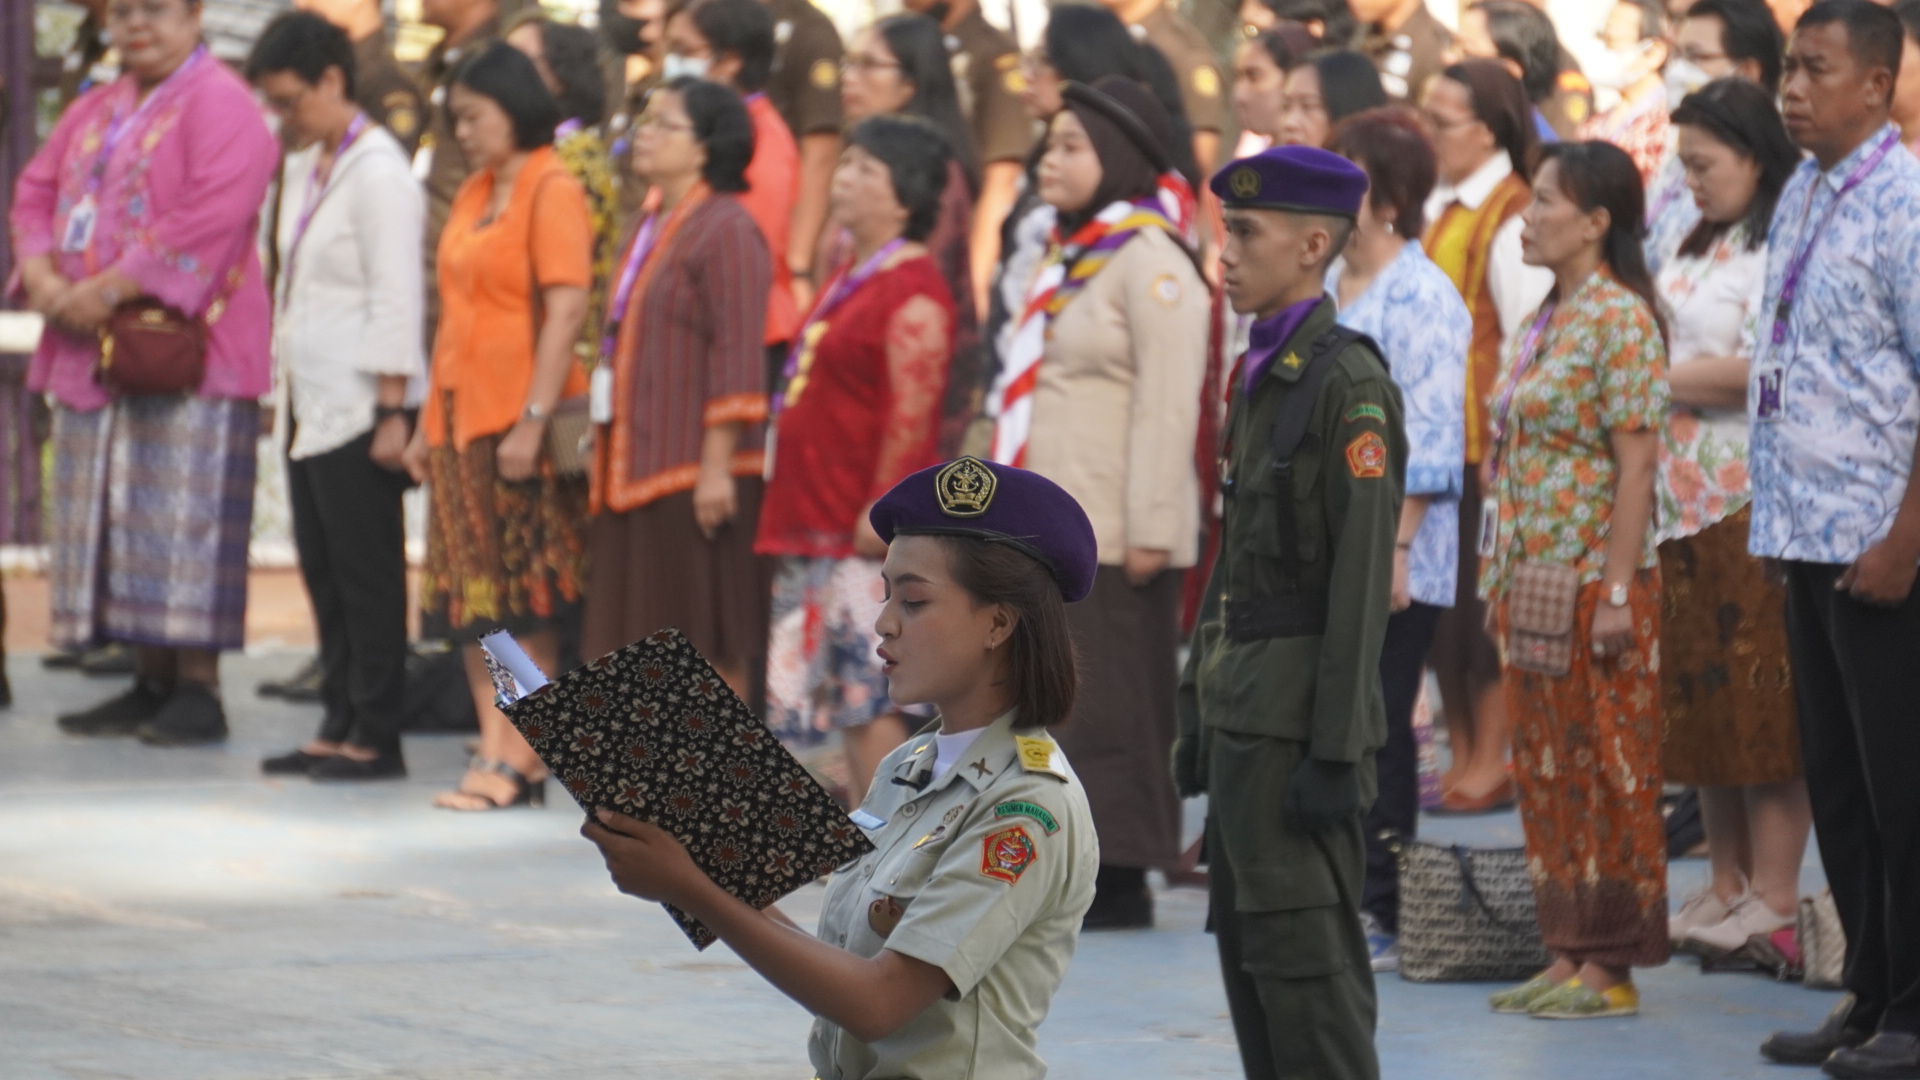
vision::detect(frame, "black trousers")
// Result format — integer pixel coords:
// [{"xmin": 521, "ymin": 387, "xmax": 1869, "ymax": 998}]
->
[
  {"xmin": 1363, "ymin": 601, "xmax": 1442, "ymax": 934},
  {"xmin": 1784, "ymin": 561, "xmax": 1920, "ymax": 1036},
  {"xmin": 288, "ymin": 431, "xmax": 410, "ymax": 757}
]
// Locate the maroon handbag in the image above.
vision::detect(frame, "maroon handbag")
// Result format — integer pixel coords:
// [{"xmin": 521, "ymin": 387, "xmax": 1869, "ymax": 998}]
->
[{"xmin": 97, "ymin": 299, "xmax": 207, "ymax": 396}]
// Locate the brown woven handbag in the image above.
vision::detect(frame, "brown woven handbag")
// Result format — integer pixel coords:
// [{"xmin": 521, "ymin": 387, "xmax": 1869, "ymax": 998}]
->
[
  {"xmin": 97, "ymin": 299, "xmax": 207, "ymax": 395},
  {"xmin": 1506, "ymin": 561, "xmax": 1580, "ymax": 676}
]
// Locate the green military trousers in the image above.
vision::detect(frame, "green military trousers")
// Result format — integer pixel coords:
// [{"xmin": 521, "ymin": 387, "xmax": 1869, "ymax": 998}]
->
[{"xmin": 1207, "ymin": 730, "xmax": 1379, "ymax": 1080}]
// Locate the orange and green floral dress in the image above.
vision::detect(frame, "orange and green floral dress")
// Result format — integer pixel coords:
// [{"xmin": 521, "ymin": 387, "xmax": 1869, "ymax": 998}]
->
[{"xmin": 1482, "ymin": 270, "xmax": 1673, "ymax": 970}]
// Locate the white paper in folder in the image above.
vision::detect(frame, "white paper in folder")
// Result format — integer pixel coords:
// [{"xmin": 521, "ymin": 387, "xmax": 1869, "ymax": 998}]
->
[{"xmin": 0, "ymin": 312, "xmax": 45, "ymax": 355}]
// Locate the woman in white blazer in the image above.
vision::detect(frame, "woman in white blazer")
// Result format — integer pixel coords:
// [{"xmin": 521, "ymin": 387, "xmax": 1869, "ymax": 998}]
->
[{"xmin": 248, "ymin": 13, "xmax": 425, "ymax": 781}]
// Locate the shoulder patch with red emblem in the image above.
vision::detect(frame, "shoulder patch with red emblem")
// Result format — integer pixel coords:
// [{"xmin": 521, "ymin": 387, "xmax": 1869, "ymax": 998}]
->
[
  {"xmin": 1345, "ymin": 430, "xmax": 1388, "ymax": 479},
  {"xmin": 980, "ymin": 825, "xmax": 1038, "ymax": 884}
]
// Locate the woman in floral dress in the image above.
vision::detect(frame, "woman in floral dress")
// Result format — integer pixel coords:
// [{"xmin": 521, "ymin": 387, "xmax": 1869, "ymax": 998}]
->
[
  {"xmin": 1651, "ymin": 79, "xmax": 1810, "ymax": 962},
  {"xmin": 1481, "ymin": 141, "xmax": 1671, "ymax": 1020}
]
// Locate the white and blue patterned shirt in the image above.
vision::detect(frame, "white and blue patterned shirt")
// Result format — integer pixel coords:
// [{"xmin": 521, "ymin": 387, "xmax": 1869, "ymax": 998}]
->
[
  {"xmin": 1747, "ymin": 124, "xmax": 1920, "ymax": 563},
  {"xmin": 1331, "ymin": 241, "xmax": 1471, "ymax": 607}
]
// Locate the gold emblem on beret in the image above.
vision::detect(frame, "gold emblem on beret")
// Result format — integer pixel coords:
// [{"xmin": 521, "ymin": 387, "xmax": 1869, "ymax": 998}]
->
[
  {"xmin": 1228, "ymin": 166, "xmax": 1261, "ymax": 200},
  {"xmin": 810, "ymin": 58, "xmax": 838, "ymax": 89},
  {"xmin": 935, "ymin": 457, "xmax": 997, "ymax": 518},
  {"xmin": 1193, "ymin": 66, "xmax": 1220, "ymax": 98}
]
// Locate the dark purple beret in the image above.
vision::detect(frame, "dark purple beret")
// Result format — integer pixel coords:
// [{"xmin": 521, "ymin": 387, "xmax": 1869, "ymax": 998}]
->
[
  {"xmin": 1209, "ymin": 145, "xmax": 1369, "ymax": 218},
  {"xmin": 869, "ymin": 457, "xmax": 1098, "ymax": 603}
]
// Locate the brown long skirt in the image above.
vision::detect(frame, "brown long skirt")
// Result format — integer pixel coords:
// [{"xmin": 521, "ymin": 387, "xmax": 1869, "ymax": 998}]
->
[
  {"xmin": 1657, "ymin": 506, "xmax": 1801, "ymax": 786},
  {"xmin": 1052, "ymin": 565, "xmax": 1184, "ymax": 871},
  {"xmin": 581, "ymin": 478, "xmax": 772, "ymax": 669}
]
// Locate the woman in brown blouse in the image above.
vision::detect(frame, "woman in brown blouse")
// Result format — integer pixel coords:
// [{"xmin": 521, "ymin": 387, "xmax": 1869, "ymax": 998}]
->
[{"xmin": 585, "ymin": 78, "xmax": 773, "ymax": 695}]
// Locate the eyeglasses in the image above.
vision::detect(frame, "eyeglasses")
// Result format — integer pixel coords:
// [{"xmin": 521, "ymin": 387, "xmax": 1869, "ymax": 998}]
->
[
  {"xmin": 106, "ymin": 0, "xmax": 184, "ymax": 24},
  {"xmin": 1422, "ymin": 109, "xmax": 1482, "ymax": 134},
  {"xmin": 635, "ymin": 112, "xmax": 694, "ymax": 134},
  {"xmin": 261, "ymin": 85, "xmax": 309, "ymax": 115},
  {"xmin": 841, "ymin": 55, "xmax": 903, "ymax": 77}
]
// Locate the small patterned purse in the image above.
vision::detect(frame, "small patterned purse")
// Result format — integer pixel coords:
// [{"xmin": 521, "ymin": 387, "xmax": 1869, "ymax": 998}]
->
[
  {"xmin": 1396, "ymin": 839, "xmax": 1553, "ymax": 982},
  {"xmin": 1506, "ymin": 561, "xmax": 1581, "ymax": 677}
]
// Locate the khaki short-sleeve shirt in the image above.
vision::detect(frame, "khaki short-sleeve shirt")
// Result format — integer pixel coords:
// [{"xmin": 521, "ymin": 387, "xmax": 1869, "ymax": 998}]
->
[
  {"xmin": 1136, "ymin": 6, "xmax": 1223, "ymax": 133},
  {"xmin": 767, "ymin": 0, "xmax": 845, "ymax": 139},
  {"xmin": 948, "ymin": 10, "xmax": 1036, "ymax": 166},
  {"xmin": 807, "ymin": 712, "xmax": 1097, "ymax": 1080}
]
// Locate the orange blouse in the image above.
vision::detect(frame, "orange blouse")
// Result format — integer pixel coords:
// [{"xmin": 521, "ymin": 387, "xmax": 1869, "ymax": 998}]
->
[{"xmin": 424, "ymin": 145, "xmax": 593, "ymax": 449}]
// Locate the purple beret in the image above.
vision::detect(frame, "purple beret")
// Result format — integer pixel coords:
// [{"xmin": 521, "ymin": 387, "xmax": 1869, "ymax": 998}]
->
[
  {"xmin": 1209, "ymin": 145, "xmax": 1369, "ymax": 218},
  {"xmin": 868, "ymin": 457, "xmax": 1098, "ymax": 603}
]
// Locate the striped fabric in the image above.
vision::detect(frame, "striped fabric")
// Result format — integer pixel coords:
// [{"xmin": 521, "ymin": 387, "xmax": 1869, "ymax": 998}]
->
[
  {"xmin": 595, "ymin": 194, "xmax": 773, "ymax": 515},
  {"xmin": 988, "ymin": 198, "xmax": 1181, "ymax": 465},
  {"xmin": 1424, "ymin": 172, "xmax": 1531, "ymax": 466}
]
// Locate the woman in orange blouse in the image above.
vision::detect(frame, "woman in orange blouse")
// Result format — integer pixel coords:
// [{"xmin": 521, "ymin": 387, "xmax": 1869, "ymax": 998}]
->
[{"xmin": 400, "ymin": 43, "xmax": 593, "ymax": 811}]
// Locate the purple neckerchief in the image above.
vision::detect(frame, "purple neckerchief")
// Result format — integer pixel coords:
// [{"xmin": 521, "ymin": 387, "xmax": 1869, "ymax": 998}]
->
[{"xmin": 1242, "ymin": 296, "xmax": 1323, "ymax": 398}]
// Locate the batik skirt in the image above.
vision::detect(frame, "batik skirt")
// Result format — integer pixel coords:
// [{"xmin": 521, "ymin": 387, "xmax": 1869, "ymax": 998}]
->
[{"xmin": 47, "ymin": 396, "xmax": 258, "ymax": 651}]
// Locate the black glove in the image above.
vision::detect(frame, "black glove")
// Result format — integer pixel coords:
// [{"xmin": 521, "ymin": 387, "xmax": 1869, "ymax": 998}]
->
[
  {"xmin": 1171, "ymin": 736, "xmax": 1204, "ymax": 798},
  {"xmin": 1283, "ymin": 757, "xmax": 1361, "ymax": 832}
]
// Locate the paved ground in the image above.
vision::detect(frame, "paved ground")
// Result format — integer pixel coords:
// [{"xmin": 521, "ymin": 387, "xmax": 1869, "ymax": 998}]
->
[{"xmin": 1, "ymin": 652, "xmax": 1843, "ymax": 1080}]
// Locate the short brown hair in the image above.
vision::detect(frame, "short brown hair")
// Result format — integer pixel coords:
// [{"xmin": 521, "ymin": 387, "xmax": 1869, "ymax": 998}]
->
[
  {"xmin": 1329, "ymin": 106, "xmax": 1436, "ymax": 238},
  {"xmin": 937, "ymin": 537, "xmax": 1079, "ymax": 730}
]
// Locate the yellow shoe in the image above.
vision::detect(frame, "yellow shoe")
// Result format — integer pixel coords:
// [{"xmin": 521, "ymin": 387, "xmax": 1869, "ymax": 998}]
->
[
  {"xmin": 1489, "ymin": 973, "xmax": 1564, "ymax": 1014},
  {"xmin": 1529, "ymin": 978, "xmax": 1639, "ymax": 1019}
]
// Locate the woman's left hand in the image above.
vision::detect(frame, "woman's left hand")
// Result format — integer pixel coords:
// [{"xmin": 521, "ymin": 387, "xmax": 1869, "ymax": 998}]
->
[
  {"xmin": 1390, "ymin": 548, "xmax": 1412, "ymax": 612},
  {"xmin": 582, "ymin": 809, "xmax": 707, "ymax": 906},
  {"xmin": 496, "ymin": 419, "xmax": 544, "ymax": 483},
  {"xmin": 693, "ymin": 467, "xmax": 737, "ymax": 539},
  {"xmin": 1590, "ymin": 599, "xmax": 1636, "ymax": 661},
  {"xmin": 48, "ymin": 276, "xmax": 118, "ymax": 335},
  {"xmin": 1124, "ymin": 547, "xmax": 1170, "ymax": 587}
]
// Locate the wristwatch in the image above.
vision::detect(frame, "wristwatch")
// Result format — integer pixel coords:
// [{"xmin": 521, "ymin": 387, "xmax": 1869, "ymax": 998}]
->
[
  {"xmin": 1605, "ymin": 582, "xmax": 1629, "ymax": 609},
  {"xmin": 522, "ymin": 402, "xmax": 551, "ymax": 423}
]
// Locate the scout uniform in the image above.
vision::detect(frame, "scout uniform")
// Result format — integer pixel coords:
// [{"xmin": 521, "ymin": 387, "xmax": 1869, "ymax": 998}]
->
[
  {"xmin": 809, "ymin": 457, "xmax": 1101, "ymax": 1080},
  {"xmin": 1177, "ymin": 148, "xmax": 1407, "ymax": 1080},
  {"xmin": 1135, "ymin": 3, "xmax": 1223, "ymax": 135},
  {"xmin": 1353, "ymin": 1, "xmax": 1451, "ymax": 103},
  {"xmin": 765, "ymin": 0, "xmax": 845, "ymax": 144},
  {"xmin": 945, "ymin": 6, "xmax": 1035, "ymax": 166},
  {"xmin": 352, "ymin": 30, "xmax": 425, "ymax": 157}
]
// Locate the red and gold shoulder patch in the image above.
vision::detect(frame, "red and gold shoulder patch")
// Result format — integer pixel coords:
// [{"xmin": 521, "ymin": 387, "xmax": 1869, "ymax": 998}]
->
[
  {"xmin": 1345, "ymin": 430, "xmax": 1387, "ymax": 479},
  {"xmin": 980, "ymin": 826, "xmax": 1038, "ymax": 884}
]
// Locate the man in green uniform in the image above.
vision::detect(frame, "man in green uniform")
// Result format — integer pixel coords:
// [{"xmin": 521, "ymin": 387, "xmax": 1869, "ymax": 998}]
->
[
  {"xmin": 1175, "ymin": 145, "xmax": 1406, "ymax": 1080},
  {"xmin": 296, "ymin": 0, "xmax": 427, "ymax": 154}
]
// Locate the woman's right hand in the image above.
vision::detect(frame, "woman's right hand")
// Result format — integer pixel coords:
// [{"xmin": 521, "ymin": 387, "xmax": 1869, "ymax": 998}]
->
[
  {"xmin": 21, "ymin": 258, "xmax": 72, "ymax": 316},
  {"xmin": 692, "ymin": 466, "xmax": 738, "ymax": 539},
  {"xmin": 400, "ymin": 425, "xmax": 430, "ymax": 485}
]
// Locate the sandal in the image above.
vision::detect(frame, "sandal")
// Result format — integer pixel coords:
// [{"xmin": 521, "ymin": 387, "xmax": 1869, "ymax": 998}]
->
[
  {"xmin": 433, "ymin": 757, "xmax": 547, "ymax": 811},
  {"xmin": 1529, "ymin": 978, "xmax": 1639, "ymax": 1019},
  {"xmin": 1489, "ymin": 972, "xmax": 1564, "ymax": 1014}
]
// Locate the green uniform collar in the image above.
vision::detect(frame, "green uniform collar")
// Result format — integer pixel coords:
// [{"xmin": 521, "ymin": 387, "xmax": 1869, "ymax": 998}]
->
[{"xmin": 1258, "ymin": 298, "xmax": 1342, "ymax": 387}]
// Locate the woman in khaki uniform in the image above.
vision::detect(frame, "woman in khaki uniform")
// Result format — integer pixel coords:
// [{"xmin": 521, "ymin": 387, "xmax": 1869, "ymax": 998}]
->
[
  {"xmin": 986, "ymin": 77, "xmax": 1208, "ymax": 929},
  {"xmin": 583, "ymin": 456, "xmax": 1100, "ymax": 1080}
]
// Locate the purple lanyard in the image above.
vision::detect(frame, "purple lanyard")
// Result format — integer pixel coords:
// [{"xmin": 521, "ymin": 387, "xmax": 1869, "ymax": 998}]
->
[
  {"xmin": 772, "ymin": 238, "xmax": 905, "ymax": 412},
  {"xmin": 1647, "ymin": 173, "xmax": 1687, "ymax": 230},
  {"xmin": 90, "ymin": 45, "xmax": 206, "ymax": 193},
  {"xmin": 555, "ymin": 117, "xmax": 583, "ymax": 140},
  {"xmin": 601, "ymin": 212, "xmax": 665, "ymax": 359},
  {"xmin": 1489, "ymin": 302, "xmax": 1557, "ymax": 458},
  {"xmin": 284, "ymin": 113, "xmax": 369, "ymax": 276},
  {"xmin": 1771, "ymin": 128, "xmax": 1901, "ymax": 347}
]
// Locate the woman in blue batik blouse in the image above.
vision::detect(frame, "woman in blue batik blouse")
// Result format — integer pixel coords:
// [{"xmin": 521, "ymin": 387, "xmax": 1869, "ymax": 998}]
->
[{"xmin": 1327, "ymin": 106, "xmax": 1472, "ymax": 972}]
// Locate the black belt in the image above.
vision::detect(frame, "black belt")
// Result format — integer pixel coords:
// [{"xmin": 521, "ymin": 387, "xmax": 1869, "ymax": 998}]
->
[{"xmin": 1225, "ymin": 589, "xmax": 1328, "ymax": 642}]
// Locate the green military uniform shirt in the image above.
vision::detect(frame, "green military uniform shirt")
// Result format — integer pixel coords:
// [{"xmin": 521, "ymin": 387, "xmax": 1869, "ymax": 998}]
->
[
  {"xmin": 946, "ymin": 8, "xmax": 1035, "ymax": 166},
  {"xmin": 1136, "ymin": 4, "xmax": 1223, "ymax": 134},
  {"xmin": 766, "ymin": 0, "xmax": 845, "ymax": 140},
  {"xmin": 808, "ymin": 711, "xmax": 1096, "ymax": 1080},
  {"xmin": 1179, "ymin": 297, "xmax": 1406, "ymax": 768},
  {"xmin": 353, "ymin": 30, "xmax": 425, "ymax": 157}
]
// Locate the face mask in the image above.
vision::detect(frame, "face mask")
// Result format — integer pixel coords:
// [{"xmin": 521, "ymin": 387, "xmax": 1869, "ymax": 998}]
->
[
  {"xmin": 1665, "ymin": 57, "xmax": 1711, "ymax": 109},
  {"xmin": 599, "ymin": 0, "xmax": 648, "ymax": 55},
  {"xmin": 1588, "ymin": 40, "xmax": 1655, "ymax": 92},
  {"xmin": 661, "ymin": 53, "xmax": 710, "ymax": 81}
]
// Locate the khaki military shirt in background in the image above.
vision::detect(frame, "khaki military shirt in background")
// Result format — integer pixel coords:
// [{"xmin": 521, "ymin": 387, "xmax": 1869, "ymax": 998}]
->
[
  {"xmin": 56, "ymin": 14, "xmax": 114, "ymax": 110},
  {"xmin": 418, "ymin": 20, "xmax": 500, "ymax": 265},
  {"xmin": 1354, "ymin": 2, "xmax": 1451, "ymax": 103},
  {"xmin": 1136, "ymin": 4, "xmax": 1223, "ymax": 134},
  {"xmin": 353, "ymin": 30, "xmax": 425, "ymax": 157},
  {"xmin": 766, "ymin": 0, "xmax": 844, "ymax": 139},
  {"xmin": 808, "ymin": 711, "xmax": 1097, "ymax": 1080},
  {"xmin": 947, "ymin": 8, "xmax": 1035, "ymax": 166}
]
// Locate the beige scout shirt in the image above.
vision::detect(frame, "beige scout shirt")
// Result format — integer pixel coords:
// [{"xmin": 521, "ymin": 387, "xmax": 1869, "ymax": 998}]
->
[
  {"xmin": 1021, "ymin": 228, "xmax": 1209, "ymax": 568},
  {"xmin": 807, "ymin": 712, "xmax": 1097, "ymax": 1080}
]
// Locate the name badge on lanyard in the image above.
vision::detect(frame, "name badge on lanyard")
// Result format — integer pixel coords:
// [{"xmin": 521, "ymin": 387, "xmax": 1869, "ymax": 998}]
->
[{"xmin": 61, "ymin": 196, "xmax": 99, "ymax": 253}]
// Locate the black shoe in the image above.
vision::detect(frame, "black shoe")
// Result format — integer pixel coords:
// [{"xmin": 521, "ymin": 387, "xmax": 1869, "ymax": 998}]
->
[
  {"xmin": 257, "ymin": 656, "xmax": 324, "ymax": 703},
  {"xmin": 310, "ymin": 752, "xmax": 407, "ymax": 782},
  {"xmin": 136, "ymin": 683, "xmax": 229, "ymax": 745},
  {"xmin": 1081, "ymin": 865, "xmax": 1154, "ymax": 931},
  {"xmin": 57, "ymin": 678, "xmax": 172, "ymax": 736},
  {"xmin": 1825, "ymin": 1034, "xmax": 1920, "ymax": 1079},
  {"xmin": 78, "ymin": 642, "xmax": 137, "ymax": 676},
  {"xmin": 41, "ymin": 645, "xmax": 86, "ymax": 670},
  {"xmin": 1765, "ymin": 994, "xmax": 1877, "ymax": 1066},
  {"xmin": 261, "ymin": 748, "xmax": 332, "ymax": 775}
]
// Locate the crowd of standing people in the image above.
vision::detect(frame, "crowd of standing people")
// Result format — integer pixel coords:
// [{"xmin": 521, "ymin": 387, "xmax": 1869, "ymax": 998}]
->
[{"xmin": 8, "ymin": 0, "xmax": 1920, "ymax": 1076}]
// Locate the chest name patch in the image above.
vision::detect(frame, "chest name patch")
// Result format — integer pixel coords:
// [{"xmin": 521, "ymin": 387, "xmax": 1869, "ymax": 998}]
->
[{"xmin": 981, "ymin": 826, "xmax": 1038, "ymax": 884}]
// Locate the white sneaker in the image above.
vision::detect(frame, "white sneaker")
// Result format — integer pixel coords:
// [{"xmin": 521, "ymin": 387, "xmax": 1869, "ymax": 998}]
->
[
  {"xmin": 1669, "ymin": 884, "xmax": 1736, "ymax": 945},
  {"xmin": 1684, "ymin": 896, "xmax": 1795, "ymax": 959},
  {"xmin": 1361, "ymin": 912, "xmax": 1400, "ymax": 973}
]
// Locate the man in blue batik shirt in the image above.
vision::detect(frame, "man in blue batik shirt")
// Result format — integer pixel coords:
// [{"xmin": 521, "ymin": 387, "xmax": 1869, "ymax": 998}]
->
[{"xmin": 1749, "ymin": 3, "xmax": 1920, "ymax": 1076}]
